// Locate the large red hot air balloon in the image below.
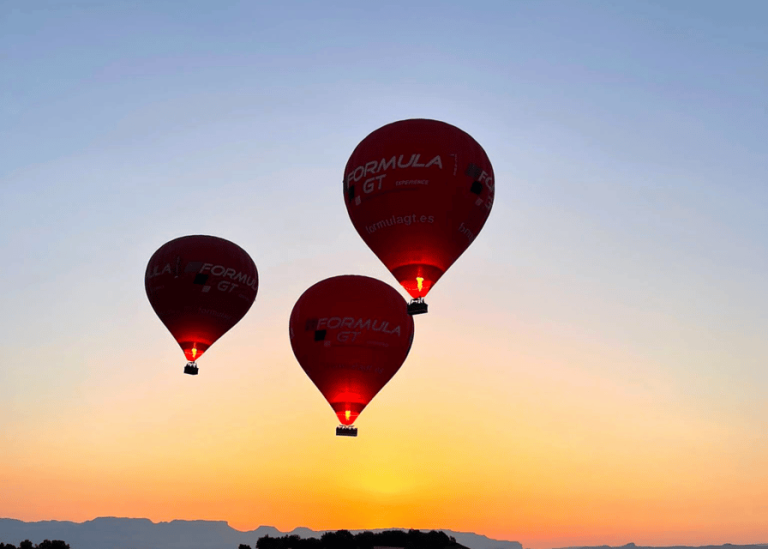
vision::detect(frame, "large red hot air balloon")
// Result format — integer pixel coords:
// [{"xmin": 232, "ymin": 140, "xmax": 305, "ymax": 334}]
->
[
  {"xmin": 289, "ymin": 275, "xmax": 414, "ymax": 436},
  {"xmin": 343, "ymin": 118, "xmax": 494, "ymax": 314},
  {"xmin": 145, "ymin": 235, "xmax": 258, "ymax": 375}
]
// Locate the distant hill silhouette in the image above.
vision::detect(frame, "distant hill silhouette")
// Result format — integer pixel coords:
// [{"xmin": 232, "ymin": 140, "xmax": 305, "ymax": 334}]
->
[
  {"xmin": 3, "ymin": 520, "xmax": 763, "ymax": 549},
  {"xmin": 0, "ymin": 518, "xmax": 522, "ymax": 549}
]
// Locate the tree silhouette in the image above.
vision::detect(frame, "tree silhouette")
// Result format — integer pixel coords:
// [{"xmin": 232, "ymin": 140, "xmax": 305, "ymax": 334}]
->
[
  {"xmin": 323, "ymin": 530, "xmax": 356, "ymax": 549},
  {"xmin": 354, "ymin": 531, "xmax": 376, "ymax": 549},
  {"xmin": 255, "ymin": 535, "xmax": 276, "ymax": 549},
  {"xmin": 253, "ymin": 528, "xmax": 465, "ymax": 549},
  {"xmin": 0, "ymin": 542, "xmax": 69, "ymax": 549},
  {"xmin": 37, "ymin": 542, "xmax": 70, "ymax": 549}
]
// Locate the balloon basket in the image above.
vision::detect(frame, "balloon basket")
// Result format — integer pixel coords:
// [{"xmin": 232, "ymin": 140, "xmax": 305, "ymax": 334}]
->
[
  {"xmin": 336, "ymin": 425, "xmax": 358, "ymax": 437},
  {"xmin": 407, "ymin": 298, "xmax": 428, "ymax": 315},
  {"xmin": 184, "ymin": 362, "xmax": 199, "ymax": 375}
]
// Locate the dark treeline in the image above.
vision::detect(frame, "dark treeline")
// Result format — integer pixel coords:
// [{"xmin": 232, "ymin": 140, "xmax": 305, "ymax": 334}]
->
[
  {"xmin": 241, "ymin": 529, "xmax": 463, "ymax": 549},
  {"xmin": 1, "ymin": 542, "xmax": 70, "ymax": 549}
]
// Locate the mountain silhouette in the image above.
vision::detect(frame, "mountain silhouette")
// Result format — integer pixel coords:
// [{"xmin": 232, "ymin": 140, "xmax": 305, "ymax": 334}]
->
[{"xmin": 0, "ymin": 518, "xmax": 522, "ymax": 549}]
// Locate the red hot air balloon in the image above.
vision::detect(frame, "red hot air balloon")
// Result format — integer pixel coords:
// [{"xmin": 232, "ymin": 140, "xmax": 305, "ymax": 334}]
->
[
  {"xmin": 145, "ymin": 235, "xmax": 258, "ymax": 375},
  {"xmin": 343, "ymin": 119, "xmax": 494, "ymax": 314},
  {"xmin": 289, "ymin": 275, "xmax": 414, "ymax": 436}
]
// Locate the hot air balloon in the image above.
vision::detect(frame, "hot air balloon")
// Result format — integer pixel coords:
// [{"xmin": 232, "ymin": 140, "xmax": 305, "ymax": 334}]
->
[
  {"xmin": 145, "ymin": 235, "xmax": 258, "ymax": 375},
  {"xmin": 289, "ymin": 275, "xmax": 414, "ymax": 436},
  {"xmin": 343, "ymin": 118, "xmax": 494, "ymax": 314}
]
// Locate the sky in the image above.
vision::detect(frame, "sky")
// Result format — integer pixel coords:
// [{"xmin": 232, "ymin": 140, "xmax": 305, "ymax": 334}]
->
[{"xmin": 1, "ymin": 1, "xmax": 767, "ymax": 548}]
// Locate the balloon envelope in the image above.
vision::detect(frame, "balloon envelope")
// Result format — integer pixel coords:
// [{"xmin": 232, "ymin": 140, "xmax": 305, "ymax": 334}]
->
[
  {"xmin": 344, "ymin": 118, "xmax": 494, "ymax": 299},
  {"xmin": 145, "ymin": 235, "xmax": 258, "ymax": 364},
  {"xmin": 289, "ymin": 275, "xmax": 414, "ymax": 426}
]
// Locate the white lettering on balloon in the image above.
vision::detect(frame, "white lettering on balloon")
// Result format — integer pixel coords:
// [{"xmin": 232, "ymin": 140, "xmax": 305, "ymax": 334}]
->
[{"xmin": 345, "ymin": 154, "xmax": 443, "ymax": 196}]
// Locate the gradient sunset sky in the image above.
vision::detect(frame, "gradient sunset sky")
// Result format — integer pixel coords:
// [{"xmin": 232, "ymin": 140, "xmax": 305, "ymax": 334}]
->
[{"xmin": 1, "ymin": 1, "xmax": 767, "ymax": 548}]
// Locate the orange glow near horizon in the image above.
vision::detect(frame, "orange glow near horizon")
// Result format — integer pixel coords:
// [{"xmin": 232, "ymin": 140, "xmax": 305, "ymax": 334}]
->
[
  {"xmin": 3, "ymin": 324, "xmax": 767, "ymax": 549},
  {"xmin": 2, "ymin": 279, "xmax": 767, "ymax": 549}
]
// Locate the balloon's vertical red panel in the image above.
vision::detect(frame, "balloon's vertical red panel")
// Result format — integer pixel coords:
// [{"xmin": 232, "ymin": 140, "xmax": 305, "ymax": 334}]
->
[
  {"xmin": 344, "ymin": 119, "xmax": 494, "ymax": 299},
  {"xmin": 145, "ymin": 235, "xmax": 258, "ymax": 364},
  {"xmin": 289, "ymin": 275, "xmax": 414, "ymax": 426}
]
